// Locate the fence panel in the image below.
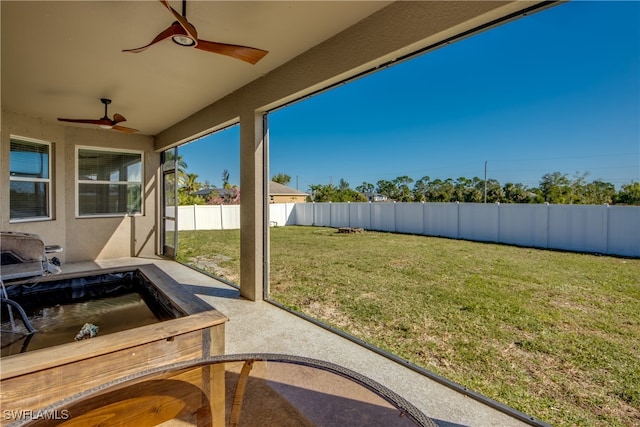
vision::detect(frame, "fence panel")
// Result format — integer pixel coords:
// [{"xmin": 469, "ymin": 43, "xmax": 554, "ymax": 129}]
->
[
  {"xmin": 396, "ymin": 203, "xmax": 424, "ymax": 234},
  {"xmin": 284, "ymin": 203, "xmax": 297, "ymax": 225},
  {"xmin": 194, "ymin": 205, "xmax": 222, "ymax": 230},
  {"xmin": 371, "ymin": 203, "xmax": 396, "ymax": 232},
  {"xmin": 269, "ymin": 203, "xmax": 293, "ymax": 226},
  {"xmin": 423, "ymin": 203, "xmax": 459, "ymax": 238},
  {"xmin": 458, "ymin": 204, "xmax": 499, "ymax": 242},
  {"xmin": 178, "ymin": 206, "xmax": 195, "ymax": 231},
  {"xmin": 498, "ymin": 204, "xmax": 548, "ymax": 248},
  {"xmin": 548, "ymin": 205, "xmax": 608, "ymax": 253},
  {"xmin": 294, "ymin": 203, "xmax": 314, "ymax": 226},
  {"xmin": 330, "ymin": 203, "xmax": 351, "ymax": 228},
  {"xmin": 314, "ymin": 203, "xmax": 332, "ymax": 227},
  {"xmin": 607, "ymin": 206, "xmax": 640, "ymax": 256},
  {"xmin": 350, "ymin": 202, "xmax": 372, "ymax": 230},
  {"xmin": 220, "ymin": 205, "xmax": 240, "ymax": 230}
]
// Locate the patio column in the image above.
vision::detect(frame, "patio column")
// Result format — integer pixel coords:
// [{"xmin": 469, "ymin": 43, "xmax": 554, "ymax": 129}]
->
[{"xmin": 239, "ymin": 111, "xmax": 267, "ymax": 301}]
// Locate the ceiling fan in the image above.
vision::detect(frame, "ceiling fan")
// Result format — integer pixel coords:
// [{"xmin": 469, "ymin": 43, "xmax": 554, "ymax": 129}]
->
[
  {"xmin": 57, "ymin": 99, "xmax": 138, "ymax": 134},
  {"xmin": 123, "ymin": 0, "xmax": 268, "ymax": 65}
]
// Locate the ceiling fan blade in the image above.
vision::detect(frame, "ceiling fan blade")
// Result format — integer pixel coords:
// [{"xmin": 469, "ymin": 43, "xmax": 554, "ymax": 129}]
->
[
  {"xmin": 58, "ymin": 118, "xmax": 111, "ymax": 126},
  {"xmin": 195, "ymin": 39, "xmax": 268, "ymax": 64},
  {"xmin": 122, "ymin": 23, "xmax": 181, "ymax": 53},
  {"xmin": 160, "ymin": 0, "xmax": 198, "ymax": 41},
  {"xmin": 112, "ymin": 113, "xmax": 127, "ymax": 124},
  {"xmin": 59, "ymin": 99, "xmax": 136, "ymax": 132},
  {"xmin": 111, "ymin": 125, "xmax": 139, "ymax": 134}
]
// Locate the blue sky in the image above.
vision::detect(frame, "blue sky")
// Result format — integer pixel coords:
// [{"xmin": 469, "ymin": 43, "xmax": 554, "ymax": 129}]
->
[{"xmin": 179, "ymin": 1, "xmax": 639, "ymax": 191}]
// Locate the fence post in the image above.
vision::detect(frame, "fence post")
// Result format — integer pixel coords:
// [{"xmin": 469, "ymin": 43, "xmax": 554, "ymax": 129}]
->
[
  {"xmin": 544, "ymin": 202, "xmax": 550, "ymax": 248},
  {"xmin": 496, "ymin": 202, "xmax": 501, "ymax": 243},
  {"xmin": 193, "ymin": 205, "xmax": 198, "ymax": 231},
  {"xmin": 394, "ymin": 201, "xmax": 398, "ymax": 233},
  {"xmin": 456, "ymin": 201, "xmax": 460, "ymax": 239},
  {"xmin": 421, "ymin": 201, "xmax": 426, "ymax": 235},
  {"xmin": 603, "ymin": 203, "xmax": 610, "ymax": 255}
]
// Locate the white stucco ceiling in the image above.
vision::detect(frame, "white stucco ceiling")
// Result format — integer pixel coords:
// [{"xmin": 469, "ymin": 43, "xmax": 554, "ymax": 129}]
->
[{"xmin": 1, "ymin": 1, "xmax": 391, "ymax": 135}]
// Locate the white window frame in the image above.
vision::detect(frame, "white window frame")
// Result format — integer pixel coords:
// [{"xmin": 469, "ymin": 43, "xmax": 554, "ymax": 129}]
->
[
  {"xmin": 75, "ymin": 146, "xmax": 144, "ymax": 218},
  {"xmin": 9, "ymin": 135, "xmax": 53, "ymax": 223}
]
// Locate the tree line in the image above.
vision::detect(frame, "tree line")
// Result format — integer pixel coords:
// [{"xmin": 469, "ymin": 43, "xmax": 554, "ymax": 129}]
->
[
  {"xmin": 280, "ymin": 172, "xmax": 640, "ymax": 205},
  {"xmin": 171, "ymin": 155, "xmax": 639, "ymax": 206}
]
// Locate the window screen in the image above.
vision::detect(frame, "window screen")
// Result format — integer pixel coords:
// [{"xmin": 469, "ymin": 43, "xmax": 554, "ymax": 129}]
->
[
  {"xmin": 9, "ymin": 138, "xmax": 51, "ymax": 221},
  {"xmin": 77, "ymin": 148, "xmax": 143, "ymax": 216}
]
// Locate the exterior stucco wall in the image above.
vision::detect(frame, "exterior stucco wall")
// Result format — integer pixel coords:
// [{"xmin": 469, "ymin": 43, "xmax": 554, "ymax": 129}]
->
[
  {"xmin": 271, "ymin": 195, "xmax": 306, "ymax": 204},
  {"xmin": 1, "ymin": 110, "xmax": 157, "ymax": 263}
]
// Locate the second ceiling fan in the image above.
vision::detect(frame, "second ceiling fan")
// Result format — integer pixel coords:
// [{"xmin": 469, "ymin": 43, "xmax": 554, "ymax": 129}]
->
[
  {"xmin": 123, "ymin": 0, "xmax": 268, "ymax": 65},
  {"xmin": 57, "ymin": 99, "xmax": 137, "ymax": 134}
]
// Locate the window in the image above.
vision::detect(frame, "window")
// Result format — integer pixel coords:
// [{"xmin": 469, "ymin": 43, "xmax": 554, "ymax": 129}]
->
[
  {"xmin": 9, "ymin": 137, "xmax": 52, "ymax": 221},
  {"xmin": 77, "ymin": 147, "xmax": 143, "ymax": 217}
]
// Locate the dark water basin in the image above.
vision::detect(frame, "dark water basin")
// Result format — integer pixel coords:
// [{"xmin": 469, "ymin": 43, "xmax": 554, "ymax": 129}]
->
[
  {"xmin": 1, "ymin": 265, "xmax": 204, "ymax": 357},
  {"xmin": 1, "ymin": 291, "xmax": 172, "ymax": 356}
]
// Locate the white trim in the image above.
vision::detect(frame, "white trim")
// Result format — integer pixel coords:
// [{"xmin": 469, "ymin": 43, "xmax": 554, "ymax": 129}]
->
[
  {"xmin": 9, "ymin": 135, "xmax": 53, "ymax": 222},
  {"xmin": 9, "ymin": 135, "xmax": 51, "ymax": 146},
  {"xmin": 75, "ymin": 145, "xmax": 143, "ymax": 155},
  {"xmin": 75, "ymin": 146, "xmax": 145, "ymax": 218},
  {"xmin": 9, "ymin": 176, "xmax": 50, "ymax": 183},
  {"xmin": 77, "ymin": 180, "xmax": 143, "ymax": 185}
]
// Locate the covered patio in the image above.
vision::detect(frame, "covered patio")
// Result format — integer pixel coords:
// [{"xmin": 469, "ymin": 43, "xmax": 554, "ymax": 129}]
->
[
  {"xmin": 2, "ymin": 1, "xmax": 555, "ymax": 425},
  {"xmin": 57, "ymin": 256, "xmax": 544, "ymax": 427}
]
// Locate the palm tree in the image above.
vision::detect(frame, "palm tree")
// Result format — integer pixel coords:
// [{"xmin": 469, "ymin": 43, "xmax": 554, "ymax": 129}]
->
[
  {"xmin": 183, "ymin": 173, "xmax": 202, "ymax": 194},
  {"xmin": 164, "ymin": 150, "xmax": 189, "ymax": 187},
  {"xmin": 222, "ymin": 169, "xmax": 230, "ymax": 188}
]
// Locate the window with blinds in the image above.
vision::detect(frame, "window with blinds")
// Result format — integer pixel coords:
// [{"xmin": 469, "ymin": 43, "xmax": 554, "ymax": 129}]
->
[
  {"xmin": 77, "ymin": 147, "xmax": 143, "ymax": 216},
  {"xmin": 9, "ymin": 137, "xmax": 52, "ymax": 221}
]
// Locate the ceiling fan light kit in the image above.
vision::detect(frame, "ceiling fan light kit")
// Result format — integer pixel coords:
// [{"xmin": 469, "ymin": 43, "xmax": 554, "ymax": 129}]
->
[
  {"xmin": 171, "ymin": 33, "xmax": 196, "ymax": 47},
  {"xmin": 123, "ymin": 0, "xmax": 268, "ymax": 65}
]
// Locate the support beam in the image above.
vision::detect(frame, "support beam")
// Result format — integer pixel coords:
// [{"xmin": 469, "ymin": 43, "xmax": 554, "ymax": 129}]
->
[{"xmin": 239, "ymin": 111, "xmax": 266, "ymax": 301}]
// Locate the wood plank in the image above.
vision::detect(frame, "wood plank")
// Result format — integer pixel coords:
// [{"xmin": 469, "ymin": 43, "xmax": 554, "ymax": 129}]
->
[
  {"xmin": 137, "ymin": 264, "xmax": 215, "ymax": 314},
  {"xmin": 0, "ymin": 326, "xmax": 225, "ymax": 414},
  {"xmin": 19, "ymin": 366, "xmax": 228, "ymax": 427},
  {"xmin": 0, "ymin": 312, "xmax": 226, "ymax": 379}
]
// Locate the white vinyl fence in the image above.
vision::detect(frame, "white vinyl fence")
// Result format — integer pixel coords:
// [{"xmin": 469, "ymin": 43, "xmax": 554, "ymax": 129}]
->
[
  {"xmin": 174, "ymin": 202, "xmax": 640, "ymax": 257},
  {"xmin": 174, "ymin": 203, "xmax": 296, "ymax": 231}
]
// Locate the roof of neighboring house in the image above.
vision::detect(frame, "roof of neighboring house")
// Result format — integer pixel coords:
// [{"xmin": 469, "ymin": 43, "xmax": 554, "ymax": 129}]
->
[
  {"xmin": 192, "ymin": 187, "xmax": 232, "ymax": 197},
  {"xmin": 192, "ymin": 182, "xmax": 307, "ymax": 197},
  {"xmin": 363, "ymin": 192, "xmax": 387, "ymax": 198},
  {"xmin": 269, "ymin": 181, "xmax": 308, "ymax": 196}
]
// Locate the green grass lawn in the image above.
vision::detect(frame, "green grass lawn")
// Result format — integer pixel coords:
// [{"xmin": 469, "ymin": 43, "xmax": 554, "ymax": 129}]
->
[{"xmin": 178, "ymin": 226, "xmax": 640, "ymax": 427}]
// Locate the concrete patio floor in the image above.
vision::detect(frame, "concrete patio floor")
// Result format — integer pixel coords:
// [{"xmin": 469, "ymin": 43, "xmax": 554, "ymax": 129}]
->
[{"xmin": 61, "ymin": 256, "xmax": 545, "ymax": 427}]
